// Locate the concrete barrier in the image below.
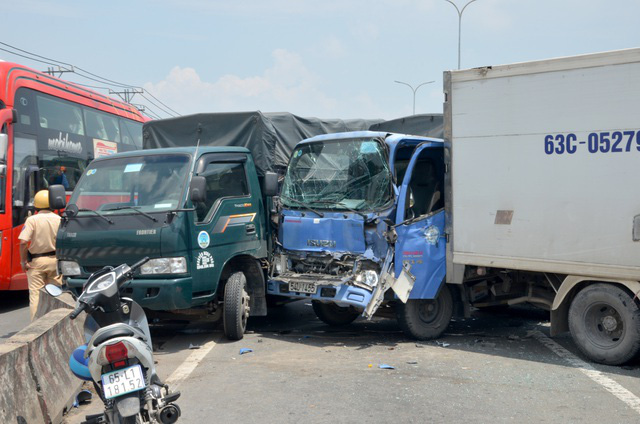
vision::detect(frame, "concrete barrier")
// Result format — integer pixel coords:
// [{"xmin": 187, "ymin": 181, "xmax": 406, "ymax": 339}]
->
[
  {"xmin": 35, "ymin": 288, "xmax": 75, "ymax": 317},
  {"xmin": 0, "ymin": 341, "xmax": 46, "ymax": 423},
  {"xmin": 0, "ymin": 289, "xmax": 86, "ymax": 423}
]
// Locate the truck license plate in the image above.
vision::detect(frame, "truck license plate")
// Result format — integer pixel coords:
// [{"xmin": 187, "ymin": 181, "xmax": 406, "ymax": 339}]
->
[
  {"xmin": 101, "ymin": 364, "xmax": 146, "ymax": 399},
  {"xmin": 289, "ymin": 281, "xmax": 317, "ymax": 294}
]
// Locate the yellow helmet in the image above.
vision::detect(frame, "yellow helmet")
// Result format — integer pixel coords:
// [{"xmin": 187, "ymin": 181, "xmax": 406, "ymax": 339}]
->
[{"xmin": 34, "ymin": 190, "xmax": 49, "ymax": 209}]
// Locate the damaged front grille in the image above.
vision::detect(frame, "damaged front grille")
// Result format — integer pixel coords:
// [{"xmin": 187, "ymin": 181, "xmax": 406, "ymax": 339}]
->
[
  {"xmin": 273, "ymin": 251, "xmax": 380, "ymax": 292},
  {"xmin": 288, "ymin": 253, "xmax": 357, "ymax": 275}
]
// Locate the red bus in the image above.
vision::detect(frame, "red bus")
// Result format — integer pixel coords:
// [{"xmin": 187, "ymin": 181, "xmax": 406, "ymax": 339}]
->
[{"xmin": 0, "ymin": 62, "xmax": 149, "ymax": 290}]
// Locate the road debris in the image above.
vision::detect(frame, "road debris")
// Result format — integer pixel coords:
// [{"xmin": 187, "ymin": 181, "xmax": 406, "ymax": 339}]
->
[
  {"xmin": 379, "ymin": 364, "xmax": 395, "ymax": 370},
  {"xmin": 239, "ymin": 348, "xmax": 253, "ymax": 355}
]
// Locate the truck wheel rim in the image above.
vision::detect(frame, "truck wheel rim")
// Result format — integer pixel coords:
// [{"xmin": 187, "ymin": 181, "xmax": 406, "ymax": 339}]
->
[
  {"xmin": 584, "ymin": 302, "xmax": 624, "ymax": 348},
  {"xmin": 241, "ymin": 287, "xmax": 250, "ymax": 328},
  {"xmin": 417, "ymin": 300, "xmax": 439, "ymax": 324}
]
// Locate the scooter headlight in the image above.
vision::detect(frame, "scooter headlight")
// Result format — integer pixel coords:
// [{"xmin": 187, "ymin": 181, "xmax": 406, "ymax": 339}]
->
[
  {"xmin": 86, "ymin": 272, "xmax": 116, "ymax": 293},
  {"xmin": 59, "ymin": 260, "xmax": 81, "ymax": 276},
  {"xmin": 140, "ymin": 257, "xmax": 187, "ymax": 275}
]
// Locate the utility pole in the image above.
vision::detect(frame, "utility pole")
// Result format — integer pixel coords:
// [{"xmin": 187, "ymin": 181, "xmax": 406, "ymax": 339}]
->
[
  {"xmin": 443, "ymin": 0, "xmax": 479, "ymax": 69},
  {"xmin": 43, "ymin": 65, "xmax": 75, "ymax": 78},
  {"xmin": 109, "ymin": 88, "xmax": 144, "ymax": 104},
  {"xmin": 394, "ymin": 80, "xmax": 435, "ymax": 115}
]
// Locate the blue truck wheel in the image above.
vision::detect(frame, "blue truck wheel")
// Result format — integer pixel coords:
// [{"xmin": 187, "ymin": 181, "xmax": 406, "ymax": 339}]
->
[
  {"xmin": 312, "ymin": 301, "xmax": 360, "ymax": 326},
  {"xmin": 396, "ymin": 284, "xmax": 453, "ymax": 340}
]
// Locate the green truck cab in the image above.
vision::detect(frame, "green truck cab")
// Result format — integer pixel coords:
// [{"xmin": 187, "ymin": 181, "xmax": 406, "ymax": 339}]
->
[{"xmin": 56, "ymin": 146, "xmax": 277, "ymax": 339}]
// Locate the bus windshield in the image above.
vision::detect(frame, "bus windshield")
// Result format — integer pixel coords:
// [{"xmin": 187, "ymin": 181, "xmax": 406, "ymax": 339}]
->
[
  {"xmin": 281, "ymin": 138, "xmax": 393, "ymax": 212},
  {"xmin": 70, "ymin": 154, "xmax": 191, "ymax": 213},
  {"xmin": 13, "ymin": 87, "xmax": 144, "ymax": 195}
]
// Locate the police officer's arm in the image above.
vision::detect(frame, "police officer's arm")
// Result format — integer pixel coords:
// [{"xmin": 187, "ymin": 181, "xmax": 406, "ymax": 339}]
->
[
  {"xmin": 19, "ymin": 241, "xmax": 30, "ymax": 271},
  {"xmin": 18, "ymin": 218, "xmax": 34, "ymax": 272}
]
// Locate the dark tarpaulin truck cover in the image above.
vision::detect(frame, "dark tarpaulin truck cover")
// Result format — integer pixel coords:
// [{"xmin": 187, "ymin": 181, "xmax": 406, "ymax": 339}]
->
[
  {"xmin": 143, "ymin": 111, "xmax": 383, "ymax": 176},
  {"xmin": 368, "ymin": 114, "xmax": 443, "ymax": 139}
]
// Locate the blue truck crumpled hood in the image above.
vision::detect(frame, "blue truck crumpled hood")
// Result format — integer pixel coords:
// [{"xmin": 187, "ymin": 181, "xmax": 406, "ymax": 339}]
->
[{"xmin": 280, "ymin": 211, "xmax": 366, "ymax": 254}]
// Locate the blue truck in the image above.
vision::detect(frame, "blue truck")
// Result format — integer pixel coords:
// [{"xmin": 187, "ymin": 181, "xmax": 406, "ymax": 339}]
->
[{"xmin": 268, "ymin": 130, "xmax": 450, "ymax": 338}]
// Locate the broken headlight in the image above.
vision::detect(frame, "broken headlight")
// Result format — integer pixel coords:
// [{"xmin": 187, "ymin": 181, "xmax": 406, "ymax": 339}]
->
[{"xmin": 355, "ymin": 270, "xmax": 379, "ymax": 288}]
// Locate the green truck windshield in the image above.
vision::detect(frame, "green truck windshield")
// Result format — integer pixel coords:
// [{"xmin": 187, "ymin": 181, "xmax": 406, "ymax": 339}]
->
[
  {"xmin": 69, "ymin": 154, "xmax": 191, "ymax": 213},
  {"xmin": 281, "ymin": 139, "xmax": 393, "ymax": 212}
]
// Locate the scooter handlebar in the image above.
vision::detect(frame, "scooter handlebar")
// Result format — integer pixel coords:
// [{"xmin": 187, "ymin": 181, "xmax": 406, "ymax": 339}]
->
[
  {"xmin": 70, "ymin": 302, "xmax": 86, "ymax": 320},
  {"xmin": 129, "ymin": 257, "xmax": 150, "ymax": 273}
]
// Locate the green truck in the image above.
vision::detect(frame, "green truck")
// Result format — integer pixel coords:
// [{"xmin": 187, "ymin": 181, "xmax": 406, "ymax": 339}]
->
[{"xmin": 56, "ymin": 112, "xmax": 380, "ymax": 339}]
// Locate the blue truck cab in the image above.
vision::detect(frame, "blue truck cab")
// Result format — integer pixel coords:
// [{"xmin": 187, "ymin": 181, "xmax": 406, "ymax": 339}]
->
[{"xmin": 268, "ymin": 131, "xmax": 450, "ymax": 339}]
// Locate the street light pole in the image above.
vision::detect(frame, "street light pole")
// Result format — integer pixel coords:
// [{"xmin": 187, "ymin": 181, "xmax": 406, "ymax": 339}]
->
[
  {"xmin": 394, "ymin": 80, "xmax": 435, "ymax": 115},
  {"xmin": 443, "ymin": 0, "xmax": 478, "ymax": 69}
]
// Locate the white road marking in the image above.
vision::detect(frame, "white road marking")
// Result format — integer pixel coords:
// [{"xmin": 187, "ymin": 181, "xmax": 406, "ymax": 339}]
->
[
  {"xmin": 530, "ymin": 330, "xmax": 640, "ymax": 415},
  {"xmin": 165, "ymin": 337, "xmax": 219, "ymax": 388}
]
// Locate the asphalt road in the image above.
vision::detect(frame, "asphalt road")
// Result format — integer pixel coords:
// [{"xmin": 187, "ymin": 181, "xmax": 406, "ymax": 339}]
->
[
  {"xmin": 66, "ymin": 301, "xmax": 640, "ymax": 424},
  {"xmin": 0, "ymin": 291, "xmax": 30, "ymax": 340}
]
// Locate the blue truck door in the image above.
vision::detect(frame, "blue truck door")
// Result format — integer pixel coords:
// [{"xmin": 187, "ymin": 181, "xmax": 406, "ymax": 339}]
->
[{"xmin": 394, "ymin": 143, "xmax": 446, "ymax": 300}]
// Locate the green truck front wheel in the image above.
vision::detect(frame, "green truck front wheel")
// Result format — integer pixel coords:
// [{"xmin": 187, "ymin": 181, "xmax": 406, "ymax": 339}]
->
[{"xmin": 223, "ymin": 272, "xmax": 251, "ymax": 340}]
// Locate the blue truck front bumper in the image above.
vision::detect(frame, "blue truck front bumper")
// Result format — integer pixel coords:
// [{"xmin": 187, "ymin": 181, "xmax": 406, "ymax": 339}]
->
[{"xmin": 267, "ymin": 279, "xmax": 373, "ymax": 310}]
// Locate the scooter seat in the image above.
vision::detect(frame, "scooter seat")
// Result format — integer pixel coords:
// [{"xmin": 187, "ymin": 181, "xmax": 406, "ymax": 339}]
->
[{"xmin": 92, "ymin": 327, "xmax": 135, "ymax": 346}]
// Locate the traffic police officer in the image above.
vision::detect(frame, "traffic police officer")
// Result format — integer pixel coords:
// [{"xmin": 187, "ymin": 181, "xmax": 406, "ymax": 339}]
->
[{"xmin": 18, "ymin": 190, "xmax": 62, "ymax": 320}]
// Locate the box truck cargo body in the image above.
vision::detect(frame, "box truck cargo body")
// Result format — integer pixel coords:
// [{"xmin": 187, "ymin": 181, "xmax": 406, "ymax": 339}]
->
[{"xmin": 444, "ymin": 48, "xmax": 640, "ymax": 365}]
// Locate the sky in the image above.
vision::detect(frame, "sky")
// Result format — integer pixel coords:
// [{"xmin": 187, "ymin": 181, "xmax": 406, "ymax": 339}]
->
[{"xmin": 2, "ymin": 0, "xmax": 639, "ymax": 120}]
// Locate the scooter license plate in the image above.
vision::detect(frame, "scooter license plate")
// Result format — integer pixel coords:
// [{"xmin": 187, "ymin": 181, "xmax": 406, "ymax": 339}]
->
[
  {"xmin": 289, "ymin": 281, "xmax": 317, "ymax": 294},
  {"xmin": 101, "ymin": 364, "xmax": 146, "ymax": 399}
]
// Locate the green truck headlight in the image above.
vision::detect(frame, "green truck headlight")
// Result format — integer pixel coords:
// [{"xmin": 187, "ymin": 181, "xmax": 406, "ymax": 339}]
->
[
  {"xmin": 59, "ymin": 260, "xmax": 81, "ymax": 276},
  {"xmin": 140, "ymin": 257, "xmax": 187, "ymax": 275}
]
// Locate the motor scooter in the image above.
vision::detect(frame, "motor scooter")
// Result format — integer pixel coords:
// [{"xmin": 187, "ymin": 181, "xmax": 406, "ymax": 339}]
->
[{"xmin": 47, "ymin": 257, "xmax": 181, "ymax": 424}]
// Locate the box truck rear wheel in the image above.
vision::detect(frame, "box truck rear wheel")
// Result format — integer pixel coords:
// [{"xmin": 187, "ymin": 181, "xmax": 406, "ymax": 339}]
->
[
  {"xmin": 568, "ymin": 284, "xmax": 640, "ymax": 365},
  {"xmin": 396, "ymin": 284, "xmax": 453, "ymax": 340},
  {"xmin": 223, "ymin": 272, "xmax": 250, "ymax": 340},
  {"xmin": 312, "ymin": 301, "xmax": 360, "ymax": 326}
]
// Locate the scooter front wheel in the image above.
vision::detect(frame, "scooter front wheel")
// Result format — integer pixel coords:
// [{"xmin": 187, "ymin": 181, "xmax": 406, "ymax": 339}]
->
[{"xmin": 117, "ymin": 414, "xmax": 142, "ymax": 424}]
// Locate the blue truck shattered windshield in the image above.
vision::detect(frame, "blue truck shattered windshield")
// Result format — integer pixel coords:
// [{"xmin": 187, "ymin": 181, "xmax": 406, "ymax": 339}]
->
[{"xmin": 281, "ymin": 139, "xmax": 392, "ymax": 212}]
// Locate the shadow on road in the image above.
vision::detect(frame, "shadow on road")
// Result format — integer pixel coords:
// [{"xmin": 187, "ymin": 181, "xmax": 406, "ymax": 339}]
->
[
  {"xmin": 143, "ymin": 299, "xmax": 639, "ymax": 377},
  {"xmin": 0, "ymin": 291, "xmax": 28, "ymax": 313},
  {"xmin": 244, "ymin": 300, "xmax": 640, "ymax": 375}
]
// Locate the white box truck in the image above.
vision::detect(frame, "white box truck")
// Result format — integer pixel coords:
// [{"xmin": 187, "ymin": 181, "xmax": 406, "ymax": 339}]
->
[{"xmin": 444, "ymin": 48, "xmax": 640, "ymax": 365}]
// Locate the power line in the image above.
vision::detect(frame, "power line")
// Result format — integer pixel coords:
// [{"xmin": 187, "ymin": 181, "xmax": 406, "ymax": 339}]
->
[
  {"xmin": 142, "ymin": 90, "xmax": 180, "ymax": 116},
  {"xmin": 0, "ymin": 46, "xmax": 63, "ymax": 69},
  {"xmin": 139, "ymin": 93, "xmax": 177, "ymax": 118},
  {"xmin": 0, "ymin": 41, "xmax": 181, "ymax": 117}
]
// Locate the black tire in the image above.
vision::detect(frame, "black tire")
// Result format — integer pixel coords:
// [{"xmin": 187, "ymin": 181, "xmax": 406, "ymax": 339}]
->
[
  {"xmin": 396, "ymin": 284, "xmax": 453, "ymax": 340},
  {"xmin": 568, "ymin": 284, "xmax": 640, "ymax": 365},
  {"xmin": 312, "ymin": 301, "xmax": 360, "ymax": 326},
  {"xmin": 120, "ymin": 414, "xmax": 142, "ymax": 424},
  {"xmin": 223, "ymin": 272, "xmax": 250, "ymax": 340}
]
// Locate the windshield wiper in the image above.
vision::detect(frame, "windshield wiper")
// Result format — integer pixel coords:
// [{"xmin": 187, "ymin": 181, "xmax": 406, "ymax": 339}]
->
[
  {"xmin": 309, "ymin": 200, "xmax": 368, "ymax": 220},
  {"xmin": 279, "ymin": 195, "xmax": 324, "ymax": 217},
  {"xmin": 103, "ymin": 206, "xmax": 158, "ymax": 222},
  {"xmin": 76, "ymin": 208, "xmax": 114, "ymax": 225}
]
